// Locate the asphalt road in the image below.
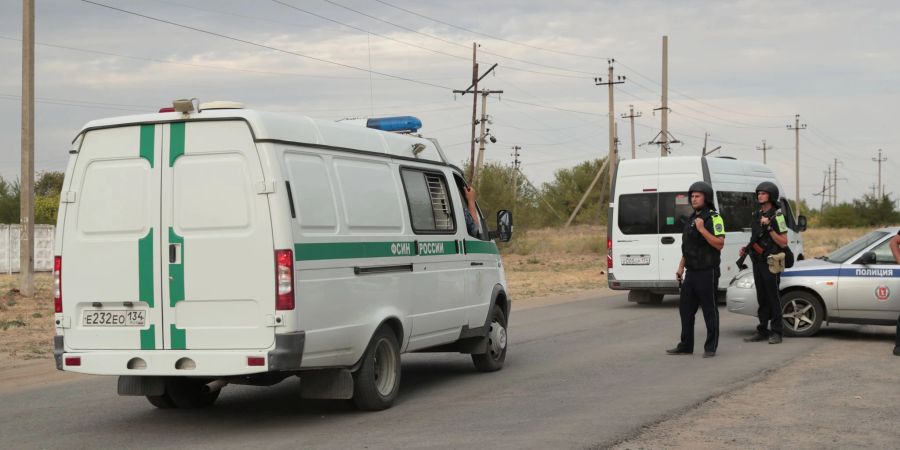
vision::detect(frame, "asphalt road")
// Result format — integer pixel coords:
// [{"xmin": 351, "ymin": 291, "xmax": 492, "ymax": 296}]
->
[{"xmin": 1, "ymin": 293, "xmax": 830, "ymax": 449}]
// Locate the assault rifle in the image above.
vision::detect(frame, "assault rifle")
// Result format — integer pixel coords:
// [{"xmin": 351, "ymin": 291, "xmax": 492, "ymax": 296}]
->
[{"xmin": 736, "ymin": 209, "xmax": 776, "ymax": 271}]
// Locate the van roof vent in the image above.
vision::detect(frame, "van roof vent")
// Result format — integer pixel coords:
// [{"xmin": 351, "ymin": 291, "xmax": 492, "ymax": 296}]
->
[{"xmin": 200, "ymin": 101, "xmax": 244, "ymax": 110}]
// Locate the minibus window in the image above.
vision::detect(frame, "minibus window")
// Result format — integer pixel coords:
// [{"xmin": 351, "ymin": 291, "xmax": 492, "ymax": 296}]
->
[
  {"xmin": 717, "ymin": 191, "xmax": 756, "ymax": 232},
  {"xmin": 618, "ymin": 193, "xmax": 657, "ymax": 235},
  {"xmin": 401, "ymin": 169, "xmax": 456, "ymax": 234},
  {"xmin": 659, "ymin": 192, "xmax": 693, "ymax": 234}
]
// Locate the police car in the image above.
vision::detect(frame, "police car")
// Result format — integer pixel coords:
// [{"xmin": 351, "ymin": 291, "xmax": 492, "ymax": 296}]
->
[{"xmin": 727, "ymin": 227, "xmax": 900, "ymax": 337}]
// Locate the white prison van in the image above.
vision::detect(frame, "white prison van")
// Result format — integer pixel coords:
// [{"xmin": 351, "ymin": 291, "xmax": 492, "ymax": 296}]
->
[
  {"xmin": 52, "ymin": 101, "xmax": 513, "ymax": 410},
  {"xmin": 607, "ymin": 156, "xmax": 806, "ymax": 304}
]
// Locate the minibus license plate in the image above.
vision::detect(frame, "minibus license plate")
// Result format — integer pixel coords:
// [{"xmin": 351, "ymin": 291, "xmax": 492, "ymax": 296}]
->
[
  {"xmin": 621, "ymin": 255, "xmax": 650, "ymax": 265},
  {"xmin": 83, "ymin": 310, "xmax": 146, "ymax": 327}
]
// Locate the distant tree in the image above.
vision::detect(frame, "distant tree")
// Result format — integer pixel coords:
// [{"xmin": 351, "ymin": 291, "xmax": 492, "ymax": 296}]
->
[
  {"xmin": 539, "ymin": 158, "xmax": 609, "ymax": 226},
  {"xmin": 35, "ymin": 171, "xmax": 65, "ymax": 196}
]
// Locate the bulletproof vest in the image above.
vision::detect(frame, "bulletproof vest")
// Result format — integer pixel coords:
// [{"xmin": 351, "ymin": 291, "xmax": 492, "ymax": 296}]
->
[
  {"xmin": 681, "ymin": 208, "xmax": 721, "ymax": 270},
  {"xmin": 751, "ymin": 208, "xmax": 780, "ymax": 257}
]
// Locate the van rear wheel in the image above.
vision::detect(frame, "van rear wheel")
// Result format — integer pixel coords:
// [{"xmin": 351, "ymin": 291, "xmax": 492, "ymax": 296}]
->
[
  {"xmin": 472, "ymin": 305, "xmax": 508, "ymax": 372},
  {"xmin": 146, "ymin": 392, "xmax": 175, "ymax": 409},
  {"xmin": 352, "ymin": 326, "xmax": 401, "ymax": 411},
  {"xmin": 629, "ymin": 291, "xmax": 663, "ymax": 305}
]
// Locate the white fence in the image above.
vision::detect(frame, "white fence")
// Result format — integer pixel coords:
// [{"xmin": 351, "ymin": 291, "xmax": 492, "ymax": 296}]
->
[{"xmin": 0, "ymin": 225, "xmax": 55, "ymax": 273}]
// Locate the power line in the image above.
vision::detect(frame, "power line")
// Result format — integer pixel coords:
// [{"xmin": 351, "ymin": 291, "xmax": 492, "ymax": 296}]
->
[
  {"xmin": 322, "ymin": 0, "xmax": 600, "ymax": 77},
  {"xmin": 79, "ymin": 0, "xmax": 454, "ymax": 91},
  {"xmin": 373, "ymin": 0, "xmax": 609, "ymax": 61}
]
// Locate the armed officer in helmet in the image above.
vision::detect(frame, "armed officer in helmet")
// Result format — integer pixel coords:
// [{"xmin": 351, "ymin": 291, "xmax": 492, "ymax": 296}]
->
[
  {"xmin": 667, "ymin": 181, "xmax": 725, "ymax": 358},
  {"xmin": 740, "ymin": 182, "xmax": 789, "ymax": 344}
]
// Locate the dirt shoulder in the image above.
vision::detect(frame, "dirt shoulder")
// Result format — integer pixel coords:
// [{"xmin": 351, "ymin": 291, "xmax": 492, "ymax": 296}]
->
[{"xmin": 612, "ymin": 326, "xmax": 900, "ymax": 450}]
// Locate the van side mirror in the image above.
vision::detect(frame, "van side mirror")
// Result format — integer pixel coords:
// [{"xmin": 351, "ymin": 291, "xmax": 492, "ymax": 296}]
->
[
  {"xmin": 489, "ymin": 210, "xmax": 513, "ymax": 242},
  {"xmin": 797, "ymin": 215, "xmax": 807, "ymax": 232},
  {"xmin": 857, "ymin": 251, "xmax": 876, "ymax": 265}
]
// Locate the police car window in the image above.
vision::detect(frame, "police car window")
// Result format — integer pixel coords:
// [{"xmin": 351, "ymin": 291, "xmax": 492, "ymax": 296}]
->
[
  {"xmin": 717, "ymin": 191, "xmax": 755, "ymax": 232},
  {"xmin": 618, "ymin": 193, "xmax": 657, "ymax": 235},
  {"xmin": 870, "ymin": 239, "xmax": 898, "ymax": 265},
  {"xmin": 825, "ymin": 231, "xmax": 888, "ymax": 264},
  {"xmin": 659, "ymin": 192, "xmax": 694, "ymax": 234},
  {"xmin": 401, "ymin": 169, "xmax": 455, "ymax": 234}
]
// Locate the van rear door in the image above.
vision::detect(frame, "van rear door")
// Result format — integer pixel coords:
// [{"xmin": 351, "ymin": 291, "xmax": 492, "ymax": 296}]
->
[
  {"xmin": 62, "ymin": 125, "xmax": 163, "ymax": 350},
  {"xmin": 613, "ymin": 157, "xmax": 663, "ymax": 281},
  {"xmin": 160, "ymin": 121, "xmax": 275, "ymax": 350}
]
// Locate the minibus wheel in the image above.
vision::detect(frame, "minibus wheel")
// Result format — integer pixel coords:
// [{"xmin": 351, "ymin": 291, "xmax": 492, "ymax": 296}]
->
[
  {"xmin": 146, "ymin": 392, "xmax": 175, "ymax": 408},
  {"xmin": 352, "ymin": 326, "xmax": 401, "ymax": 411},
  {"xmin": 472, "ymin": 305, "xmax": 508, "ymax": 372}
]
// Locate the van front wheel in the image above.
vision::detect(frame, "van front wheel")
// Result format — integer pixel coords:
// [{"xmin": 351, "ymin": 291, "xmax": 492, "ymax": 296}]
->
[
  {"xmin": 352, "ymin": 326, "xmax": 401, "ymax": 411},
  {"xmin": 471, "ymin": 305, "xmax": 508, "ymax": 372}
]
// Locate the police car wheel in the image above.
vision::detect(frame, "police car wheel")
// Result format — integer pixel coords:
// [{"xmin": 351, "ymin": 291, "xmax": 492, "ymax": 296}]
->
[
  {"xmin": 472, "ymin": 305, "xmax": 508, "ymax": 372},
  {"xmin": 780, "ymin": 291, "xmax": 824, "ymax": 337},
  {"xmin": 165, "ymin": 377, "xmax": 221, "ymax": 408},
  {"xmin": 352, "ymin": 326, "xmax": 401, "ymax": 411}
]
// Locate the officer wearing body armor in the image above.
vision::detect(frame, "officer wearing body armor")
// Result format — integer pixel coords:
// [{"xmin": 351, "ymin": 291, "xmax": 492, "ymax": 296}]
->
[
  {"xmin": 667, "ymin": 181, "xmax": 725, "ymax": 358},
  {"xmin": 740, "ymin": 181, "xmax": 789, "ymax": 344}
]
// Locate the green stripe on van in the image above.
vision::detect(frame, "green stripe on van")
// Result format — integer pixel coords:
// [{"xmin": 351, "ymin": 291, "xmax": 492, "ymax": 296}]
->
[
  {"xmin": 169, "ymin": 122, "xmax": 185, "ymax": 166},
  {"xmin": 138, "ymin": 229, "xmax": 154, "ymax": 308},
  {"xmin": 295, "ymin": 240, "xmax": 460, "ymax": 261},
  {"xmin": 464, "ymin": 240, "xmax": 499, "ymax": 255},
  {"xmin": 170, "ymin": 324, "xmax": 186, "ymax": 350},
  {"xmin": 168, "ymin": 228, "xmax": 184, "ymax": 306},
  {"xmin": 139, "ymin": 124, "xmax": 154, "ymax": 168},
  {"xmin": 140, "ymin": 325, "xmax": 155, "ymax": 350}
]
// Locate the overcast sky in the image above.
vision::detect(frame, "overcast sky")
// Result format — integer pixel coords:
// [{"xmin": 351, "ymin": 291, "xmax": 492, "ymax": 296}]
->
[{"xmin": 0, "ymin": 0, "xmax": 897, "ymax": 207}]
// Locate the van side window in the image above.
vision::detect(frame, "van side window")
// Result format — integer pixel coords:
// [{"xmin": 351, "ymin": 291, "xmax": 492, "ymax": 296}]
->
[
  {"xmin": 618, "ymin": 193, "xmax": 657, "ymax": 235},
  {"xmin": 400, "ymin": 169, "xmax": 456, "ymax": 234},
  {"xmin": 717, "ymin": 191, "xmax": 756, "ymax": 232},
  {"xmin": 659, "ymin": 192, "xmax": 694, "ymax": 234}
]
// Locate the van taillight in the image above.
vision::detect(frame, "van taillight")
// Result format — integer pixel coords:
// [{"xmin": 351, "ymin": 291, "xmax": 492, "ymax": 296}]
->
[
  {"xmin": 53, "ymin": 256, "xmax": 62, "ymax": 313},
  {"xmin": 607, "ymin": 238, "xmax": 612, "ymax": 269},
  {"xmin": 275, "ymin": 249, "xmax": 295, "ymax": 310}
]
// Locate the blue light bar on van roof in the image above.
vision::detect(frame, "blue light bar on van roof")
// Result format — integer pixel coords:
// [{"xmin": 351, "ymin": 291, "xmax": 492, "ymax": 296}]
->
[{"xmin": 366, "ymin": 116, "xmax": 422, "ymax": 133}]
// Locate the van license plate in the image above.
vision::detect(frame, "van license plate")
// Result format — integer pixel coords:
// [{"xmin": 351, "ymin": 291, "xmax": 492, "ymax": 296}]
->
[
  {"xmin": 621, "ymin": 255, "xmax": 650, "ymax": 265},
  {"xmin": 82, "ymin": 310, "xmax": 146, "ymax": 327}
]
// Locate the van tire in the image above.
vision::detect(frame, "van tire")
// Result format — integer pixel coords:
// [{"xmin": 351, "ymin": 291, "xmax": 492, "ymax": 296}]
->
[
  {"xmin": 629, "ymin": 291, "xmax": 663, "ymax": 305},
  {"xmin": 164, "ymin": 378, "xmax": 220, "ymax": 408},
  {"xmin": 146, "ymin": 392, "xmax": 175, "ymax": 409},
  {"xmin": 352, "ymin": 326, "xmax": 401, "ymax": 411},
  {"xmin": 471, "ymin": 305, "xmax": 508, "ymax": 372}
]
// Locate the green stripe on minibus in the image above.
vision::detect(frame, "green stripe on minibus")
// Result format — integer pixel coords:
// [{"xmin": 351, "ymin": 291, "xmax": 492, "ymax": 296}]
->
[
  {"xmin": 138, "ymin": 229, "xmax": 154, "ymax": 307},
  {"xmin": 140, "ymin": 325, "xmax": 155, "ymax": 350},
  {"xmin": 170, "ymin": 324, "xmax": 186, "ymax": 350},
  {"xmin": 169, "ymin": 122, "xmax": 185, "ymax": 166},
  {"xmin": 464, "ymin": 240, "xmax": 499, "ymax": 254},
  {"xmin": 139, "ymin": 124, "xmax": 154, "ymax": 168},
  {"xmin": 295, "ymin": 240, "xmax": 460, "ymax": 261}
]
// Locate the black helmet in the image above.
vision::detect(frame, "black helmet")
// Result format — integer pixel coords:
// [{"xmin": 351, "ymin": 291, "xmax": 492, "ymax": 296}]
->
[
  {"xmin": 755, "ymin": 181, "xmax": 779, "ymax": 203},
  {"xmin": 688, "ymin": 181, "xmax": 714, "ymax": 207}
]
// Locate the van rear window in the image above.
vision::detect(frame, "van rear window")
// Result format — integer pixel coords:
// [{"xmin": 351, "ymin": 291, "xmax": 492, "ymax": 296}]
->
[
  {"xmin": 618, "ymin": 192, "xmax": 693, "ymax": 235},
  {"xmin": 659, "ymin": 193, "xmax": 694, "ymax": 234},
  {"xmin": 618, "ymin": 193, "xmax": 657, "ymax": 235},
  {"xmin": 717, "ymin": 191, "xmax": 756, "ymax": 232}
]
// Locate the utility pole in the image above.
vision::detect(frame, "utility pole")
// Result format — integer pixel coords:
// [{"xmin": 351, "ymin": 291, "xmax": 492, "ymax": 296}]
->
[
  {"xmin": 660, "ymin": 36, "xmax": 668, "ymax": 157},
  {"xmin": 594, "ymin": 59, "xmax": 625, "ymax": 192},
  {"xmin": 472, "ymin": 88, "xmax": 503, "ymax": 188},
  {"xmin": 701, "ymin": 132, "xmax": 721, "ymax": 156},
  {"xmin": 825, "ymin": 166, "xmax": 832, "ymax": 206},
  {"xmin": 454, "ymin": 54, "xmax": 499, "ymax": 184},
  {"xmin": 872, "ymin": 148, "xmax": 886, "ymax": 198},
  {"xmin": 756, "ymin": 139, "xmax": 772, "ymax": 165},
  {"xmin": 786, "ymin": 114, "xmax": 806, "ymax": 219},
  {"xmin": 621, "ymin": 105, "xmax": 641, "ymax": 159},
  {"xmin": 649, "ymin": 36, "xmax": 680, "ymax": 156},
  {"xmin": 510, "ymin": 146, "xmax": 521, "ymax": 211},
  {"xmin": 832, "ymin": 158, "xmax": 843, "ymax": 205},
  {"xmin": 20, "ymin": 0, "xmax": 34, "ymax": 296},
  {"xmin": 870, "ymin": 183, "xmax": 878, "ymax": 197}
]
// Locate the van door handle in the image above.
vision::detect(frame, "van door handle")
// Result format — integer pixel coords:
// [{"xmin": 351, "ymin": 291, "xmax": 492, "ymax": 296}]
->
[
  {"xmin": 169, "ymin": 244, "xmax": 177, "ymax": 263},
  {"xmin": 471, "ymin": 262, "xmax": 484, "ymax": 266},
  {"xmin": 661, "ymin": 237, "xmax": 675, "ymax": 244}
]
